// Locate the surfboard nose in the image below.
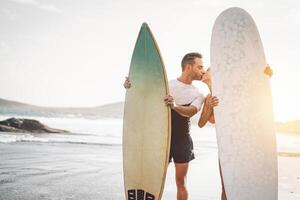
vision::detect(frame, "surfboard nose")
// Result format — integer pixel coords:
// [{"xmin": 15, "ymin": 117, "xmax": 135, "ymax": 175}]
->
[{"xmin": 142, "ymin": 22, "xmax": 149, "ymax": 28}]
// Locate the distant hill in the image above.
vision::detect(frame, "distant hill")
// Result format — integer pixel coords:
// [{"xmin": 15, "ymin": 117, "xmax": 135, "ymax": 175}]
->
[
  {"xmin": 0, "ymin": 98, "xmax": 124, "ymax": 119},
  {"xmin": 0, "ymin": 98, "xmax": 36, "ymax": 108},
  {"xmin": 1, "ymin": 98, "xmax": 300, "ymax": 133}
]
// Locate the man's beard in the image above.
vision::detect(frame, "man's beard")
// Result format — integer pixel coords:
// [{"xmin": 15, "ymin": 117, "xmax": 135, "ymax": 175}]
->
[{"xmin": 193, "ymin": 74, "xmax": 202, "ymax": 81}]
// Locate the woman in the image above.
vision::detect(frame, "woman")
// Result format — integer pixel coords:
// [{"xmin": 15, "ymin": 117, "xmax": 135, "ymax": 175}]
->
[{"xmin": 198, "ymin": 68, "xmax": 227, "ymax": 200}]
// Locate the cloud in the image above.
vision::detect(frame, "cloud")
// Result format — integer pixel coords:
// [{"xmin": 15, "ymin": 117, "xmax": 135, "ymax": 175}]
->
[
  {"xmin": 286, "ymin": 7, "xmax": 300, "ymax": 25},
  {"xmin": 11, "ymin": 0, "xmax": 36, "ymax": 3},
  {"xmin": 9, "ymin": 0, "xmax": 63, "ymax": 14},
  {"xmin": 36, "ymin": 4, "xmax": 63, "ymax": 14},
  {"xmin": 1, "ymin": 8, "xmax": 17, "ymax": 20},
  {"xmin": 0, "ymin": 41, "xmax": 11, "ymax": 55}
]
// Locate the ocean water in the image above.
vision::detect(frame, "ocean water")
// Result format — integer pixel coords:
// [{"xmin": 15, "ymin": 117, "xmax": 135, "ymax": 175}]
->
[
  {"xmin": 0, "ymin": 115, "xmax": 122, "ymax": 145},
  {"xmin": 0, "ymin": 114, "xmax": 299, "ymax": 154}
]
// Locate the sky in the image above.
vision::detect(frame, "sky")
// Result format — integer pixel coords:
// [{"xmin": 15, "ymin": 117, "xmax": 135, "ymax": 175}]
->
[{"xmin": 0, "ymin": 0, "xmax": 299, "ymax": 121}]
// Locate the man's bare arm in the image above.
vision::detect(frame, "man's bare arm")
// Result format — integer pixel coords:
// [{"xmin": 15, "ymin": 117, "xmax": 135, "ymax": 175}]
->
[
  {"xmin": 164, "ymin": 95, "xmax": 198, "ymax": 118},
  {"xmin": 173, "ymin": 105, "xmax": 198, "ymax": 118}
]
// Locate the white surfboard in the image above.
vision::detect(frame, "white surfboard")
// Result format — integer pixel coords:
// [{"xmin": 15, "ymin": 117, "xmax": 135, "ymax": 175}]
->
[
  {"xmin": 123, "ymin": 23, "xmax": 171, "ymax": 200},
  {"xmin": 211, "ymin": 7, "xmax": 278, "ymax": 200}
]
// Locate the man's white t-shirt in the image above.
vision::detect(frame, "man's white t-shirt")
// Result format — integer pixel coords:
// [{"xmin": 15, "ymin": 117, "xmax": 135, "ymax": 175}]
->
[{"xmin": 169, "ymin": 79, "xmax": 205, "ymax": 111}]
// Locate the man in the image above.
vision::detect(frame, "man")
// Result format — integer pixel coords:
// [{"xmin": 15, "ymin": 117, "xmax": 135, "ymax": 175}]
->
[
  {"xmin": 124, "ymin": 52, "xmax": 218, "ymax": 200},
  {"xmin": 198, "ymin": 67, "xmax": 227, "ymax": 200}
]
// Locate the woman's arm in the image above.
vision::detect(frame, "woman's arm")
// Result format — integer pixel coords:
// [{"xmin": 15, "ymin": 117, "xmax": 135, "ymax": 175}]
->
[
  {"xmin": 209, "ymin": 111, "xmax": 215, "ymax": 124},
  {"xmin": 198, "ymin": 95, "xmax": 218, "ymax": 128}
]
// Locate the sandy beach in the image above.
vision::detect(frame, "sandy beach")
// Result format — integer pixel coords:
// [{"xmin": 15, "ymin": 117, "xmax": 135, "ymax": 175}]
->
[
  {"xmin": 0, "ymin": 139, "xmax": 299, "ymax": 200},
  {"xmin": 0, "ymin": 142, "xmax": 124, "ymax": 200}
]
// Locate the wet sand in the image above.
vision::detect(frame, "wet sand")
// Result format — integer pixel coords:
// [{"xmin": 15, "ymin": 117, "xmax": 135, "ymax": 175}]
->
[{"xmin": 0, "ymin": 141, "xmax": 299, "ymax": 200}]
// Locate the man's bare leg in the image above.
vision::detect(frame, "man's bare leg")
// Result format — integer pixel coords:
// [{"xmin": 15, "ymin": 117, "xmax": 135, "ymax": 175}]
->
[{"xmin": 175, "ymin": 162, "xmax": 189, "ymax": 200}]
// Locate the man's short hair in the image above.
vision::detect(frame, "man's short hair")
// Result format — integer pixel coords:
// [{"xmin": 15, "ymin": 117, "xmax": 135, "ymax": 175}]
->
[{"xmin": 181, "ymin": 52, "xmax": 202, "ymax": 71}]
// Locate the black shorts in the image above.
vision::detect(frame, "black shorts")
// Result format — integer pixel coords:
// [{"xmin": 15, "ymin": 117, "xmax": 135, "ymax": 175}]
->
[
  {"xmin": 169, "ymin": 133, "xmax": 195, "ymax": 163},
  {"xmin": 169, "ymin": 107, "xmax": 195, "ymax": 163}
]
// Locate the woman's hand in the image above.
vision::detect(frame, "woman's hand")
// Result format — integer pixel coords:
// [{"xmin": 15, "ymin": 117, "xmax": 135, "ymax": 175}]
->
[{"xmin": 205, "ymin": 94, "xmax": 219, "ymax": 109}]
